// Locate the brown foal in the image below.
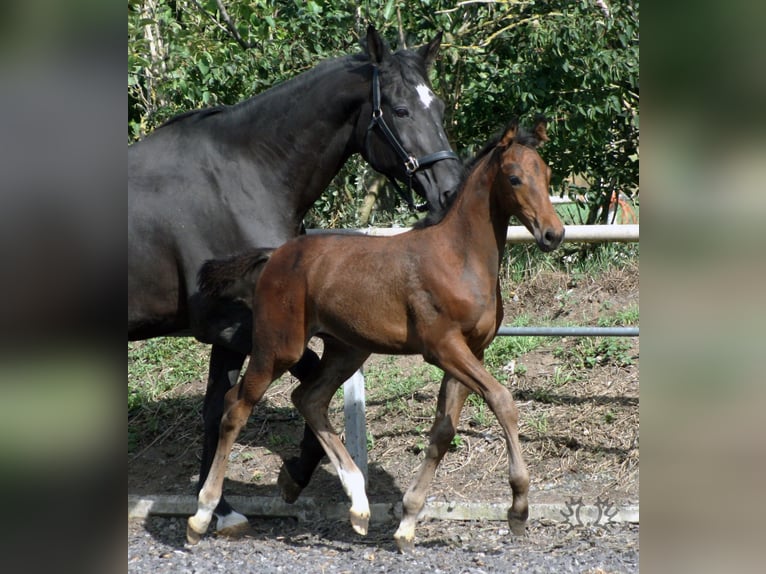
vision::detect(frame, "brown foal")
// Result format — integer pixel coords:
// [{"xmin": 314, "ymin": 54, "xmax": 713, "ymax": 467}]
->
[{"xmin": 189, "ymin": 118, "xmax": 564, "ymax": 551}]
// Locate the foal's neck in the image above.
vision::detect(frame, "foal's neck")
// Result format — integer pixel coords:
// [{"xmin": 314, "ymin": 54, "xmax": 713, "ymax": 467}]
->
[{"xmin": 440, "ymin": 151, "xmax": 509, "ymax": 269}]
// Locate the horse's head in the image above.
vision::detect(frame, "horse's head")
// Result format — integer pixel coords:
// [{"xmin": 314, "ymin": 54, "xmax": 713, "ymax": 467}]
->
[
  {"xmin": 358, "ymin": 26, "xmax": 463, "ymax": 221},
  {"xmin": 492, "ymin": 118, "xmax": 565, "ymax": 252}
]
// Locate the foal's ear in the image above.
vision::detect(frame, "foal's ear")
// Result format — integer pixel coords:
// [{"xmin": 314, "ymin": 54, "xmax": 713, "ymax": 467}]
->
[
  {"xmin": 533, "ymin": 115, "xmax": 550, "ymax": 145},
  {"xmin": 366, "ymin": 25, "xmax": 391, "ymax": 64},
  {"xmin": 498, "ymin": 118, "xmax": 520, "ymax": 148},
  {"xmin": 417, "ymin": 31, "xmax": 443, "ymax": 69}
]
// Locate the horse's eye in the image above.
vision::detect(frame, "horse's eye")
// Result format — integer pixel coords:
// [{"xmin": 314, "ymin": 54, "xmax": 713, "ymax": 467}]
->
[
  {"xmin": 393, "ymin": 107, "xmax": 410, "ymax": 118},
  {"xmin": 509, "ymin": 175, "xmax": 523, "ymax": 186}
]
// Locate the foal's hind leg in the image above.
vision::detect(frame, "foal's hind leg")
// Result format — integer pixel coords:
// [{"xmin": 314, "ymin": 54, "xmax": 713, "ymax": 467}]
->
[
  {"xmin": 197, "ymin": 345, "xmax": 249, "ymax": 536},
  {"xmin": 394, "ymin": 374, "xmax": 470, "ymax": 552},
  {"xmin": 187, "ymin": 357, "xmax": 290, "ymax": 544},
  {"xmin": 289, "ymin": 339, "xmax": 372, "ymax": 535},
  {"xmin": 199, "ymin": 346, "xmax": 321, "ymax": 535}
]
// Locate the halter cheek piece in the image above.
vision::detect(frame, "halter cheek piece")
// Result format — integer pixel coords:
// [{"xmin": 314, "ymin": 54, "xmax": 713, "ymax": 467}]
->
[{"xmin": 366, "ymin": 65, "xmax": 460, "ymax": 212}]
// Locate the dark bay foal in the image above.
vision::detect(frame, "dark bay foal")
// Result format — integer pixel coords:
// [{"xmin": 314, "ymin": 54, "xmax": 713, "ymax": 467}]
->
[{"xmin": 191, "ymin": 118, "xmax": 564, "ymax": 551}]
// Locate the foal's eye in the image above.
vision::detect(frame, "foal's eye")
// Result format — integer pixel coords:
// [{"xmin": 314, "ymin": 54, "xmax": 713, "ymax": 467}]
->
[
  {"xmin": 509, "ymin": 175, "xmax": 523, "ymax": 186},
  {"xmin": 393, "ymin": 107, "xmax": 410, "ymax": 118}
]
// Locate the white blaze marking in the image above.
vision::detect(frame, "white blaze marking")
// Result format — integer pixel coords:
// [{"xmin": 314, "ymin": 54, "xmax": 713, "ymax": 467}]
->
[{"xmin": 416, "ymin": 84, "xmax": 434, "ymax": 109}]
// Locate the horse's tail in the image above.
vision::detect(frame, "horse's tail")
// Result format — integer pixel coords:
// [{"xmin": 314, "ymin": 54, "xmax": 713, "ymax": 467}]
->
[{"xmin": 198, "ymin": 249, "xmax": 275, "ymax": 302}]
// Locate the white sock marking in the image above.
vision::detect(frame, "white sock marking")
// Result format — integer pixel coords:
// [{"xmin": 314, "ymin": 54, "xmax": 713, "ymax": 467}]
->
[
  {"xmin": 216, "ymin": 510, "xmax": 249, "ymax": 531},
  {"xmin": 338, "ymin": 467, "xmax": 369, "ymax": 514}
]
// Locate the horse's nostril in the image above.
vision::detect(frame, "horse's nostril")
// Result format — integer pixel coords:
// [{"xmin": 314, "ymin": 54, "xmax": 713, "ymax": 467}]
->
[{"xmin": 543, "ymin": 227, "xmax": 564, "ymax": 249}]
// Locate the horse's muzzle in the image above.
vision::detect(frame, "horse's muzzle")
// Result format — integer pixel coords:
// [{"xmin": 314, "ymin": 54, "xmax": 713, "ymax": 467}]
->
[{"xmin": 537, "ymin": 226, "xmax": 565, "ymax": 252}]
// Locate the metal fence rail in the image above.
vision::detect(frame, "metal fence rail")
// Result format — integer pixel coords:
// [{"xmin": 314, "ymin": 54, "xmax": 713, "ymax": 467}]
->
[{"xmin": 497, "ymin": 326, "xmax": 638, "ymax": 337}]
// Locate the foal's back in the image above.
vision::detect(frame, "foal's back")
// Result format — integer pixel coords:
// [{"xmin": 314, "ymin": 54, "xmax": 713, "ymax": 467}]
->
[{"xmin": 254, "ymin": 227, "xmax": 496, "ymax": 356}]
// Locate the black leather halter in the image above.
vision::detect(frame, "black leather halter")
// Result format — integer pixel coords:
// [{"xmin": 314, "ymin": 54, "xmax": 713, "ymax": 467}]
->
[{"xmin": 366, "ymin": 65, "xmax": 460, "ymax": 211}]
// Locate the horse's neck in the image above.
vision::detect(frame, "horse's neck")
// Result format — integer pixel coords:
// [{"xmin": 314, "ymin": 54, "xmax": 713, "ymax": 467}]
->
[
  {"xmin": 442, "ymin": 154, "xmax": 509, "ymax": 269},
  {"xmin": 227, "ymin": 58, "xmax": 366, "ymax": 213}
]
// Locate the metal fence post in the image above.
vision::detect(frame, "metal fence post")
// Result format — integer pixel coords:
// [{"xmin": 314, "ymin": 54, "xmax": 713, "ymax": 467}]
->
[{"xmin": 343, "ymin": 369, "xmax": 368, "ymax": 483}]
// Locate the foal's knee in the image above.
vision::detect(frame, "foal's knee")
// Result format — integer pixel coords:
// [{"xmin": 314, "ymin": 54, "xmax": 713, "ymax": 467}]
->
[{"xmin": 428, "ymin": 417, "xmax": 457, "ymax": 456}]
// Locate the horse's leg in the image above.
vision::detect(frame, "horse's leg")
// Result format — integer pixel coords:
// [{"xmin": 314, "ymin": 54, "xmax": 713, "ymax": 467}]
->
[
  {"xmin": 278, "ymin": 351, "xmax": 326, "ymax": 503},
  {"xmin": 187, "ymin": 356, "xmax": 289, "ymax": 544},
  {"xmin": 278, "ymin": 420, "xmax": 325, "ymax": 503},
  {"xmin": 197, "ymin": 345, "xmax": 249, "ymax": 535},
  {"xmin": 394, "ymin": 374, "xmax": 470, "ymax": 552},
  {"xmin": 290, "ymin": 339, "xmax": 372, "ymax": 535},
  {"xmin": 434, "ymin": 337, "xmax": 530, "ymax": 537}
]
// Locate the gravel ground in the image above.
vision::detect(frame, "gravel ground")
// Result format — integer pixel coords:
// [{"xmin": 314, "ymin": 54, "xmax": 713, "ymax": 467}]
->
[{"xmin": 128, "ymin": 514, "xmax": 638, "ymax": 573}]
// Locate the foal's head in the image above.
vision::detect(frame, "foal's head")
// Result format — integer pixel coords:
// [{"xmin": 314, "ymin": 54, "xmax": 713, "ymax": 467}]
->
[{"xmin": 492, "ymin": 118, "xmax": 565, "ymax": 252}]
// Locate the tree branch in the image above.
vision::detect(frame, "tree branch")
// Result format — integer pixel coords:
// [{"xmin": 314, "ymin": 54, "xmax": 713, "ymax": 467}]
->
[
  {"xmin": 213, "ymin": 0, "xmax": 253, "ymax": 50},
  {"xmin": 191, "ymin": 0, "xmax": 254, "ymax": 50}
]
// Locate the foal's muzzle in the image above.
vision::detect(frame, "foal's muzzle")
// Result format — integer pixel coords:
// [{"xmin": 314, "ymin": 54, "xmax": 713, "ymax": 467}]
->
[{"xmin": 536, "ymin": 226, "xmax": 565, "ymax": 252}]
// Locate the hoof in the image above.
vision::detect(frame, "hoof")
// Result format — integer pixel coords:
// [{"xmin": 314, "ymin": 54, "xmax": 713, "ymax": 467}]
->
[
  {"xmin": 350, "ymin": 509, "xmax": 369, "ymax": 536},
  {"xmin": 186, "ymin": 517, "xmax": 206, "ymax": 545},
  {"xmin": 278, "ymin": 464, "xmax": 304, "ymax": 504},
  {"xmin": 508, "ymin": 514, "xmax": 527, "ymax": 536},
  {"xmin": 394, "ymin": 535, "xmax": 415, "ymax": 554},
  {"xmin": 215, "ymin": 511, "xmax": 250, "ymax": 538}
]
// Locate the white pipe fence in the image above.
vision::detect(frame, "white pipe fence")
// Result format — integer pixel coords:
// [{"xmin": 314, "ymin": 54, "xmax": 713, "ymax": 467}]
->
[
  {"xmin": 308, "ymin": 223, "xmax": 640, "ymax": 480},
  {"xmin": 309, "ymin": 224, "xmax": 639, "ymax": 243}
]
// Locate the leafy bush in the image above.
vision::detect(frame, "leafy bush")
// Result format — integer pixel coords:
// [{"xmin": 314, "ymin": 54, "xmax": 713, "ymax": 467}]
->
[{"xmin": 129, "ymin": 0, "xmax": 639, "ymax": 227}]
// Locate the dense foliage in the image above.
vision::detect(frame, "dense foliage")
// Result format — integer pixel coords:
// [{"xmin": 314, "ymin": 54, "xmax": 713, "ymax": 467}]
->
[{"xmin": 129, "ymin": 0, "xmax": 638, "ymax": 226}]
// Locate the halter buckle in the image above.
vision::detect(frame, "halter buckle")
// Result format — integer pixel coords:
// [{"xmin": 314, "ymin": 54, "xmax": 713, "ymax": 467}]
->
[{"xmin": 404, "ymin": 156, "xmax": 420, "ymax": 175}]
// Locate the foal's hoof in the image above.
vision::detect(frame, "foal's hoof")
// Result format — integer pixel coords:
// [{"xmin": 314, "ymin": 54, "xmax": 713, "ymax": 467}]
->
[
  {"xmin": 278, "ymin": 464, "xmax": 304, "ymax": 504},
  {"xmin": 350, "ymin": 508, "xmax": 369, "ymax": 536},
  {"xmin": 507, "ymin": 511, "xmax": 528, "ymax": 536},
  {"xmin": 186, "ymin": 517, "xmax": 206, "ymax": 545},
  {"xmin": 394, "ymin": 535, "xmax": 415, "ymax": 554}
]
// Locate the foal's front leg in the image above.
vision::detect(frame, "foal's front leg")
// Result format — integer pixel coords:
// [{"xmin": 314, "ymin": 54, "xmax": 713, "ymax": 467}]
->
[
  {"xmin": 394, "ymin": 337, "xmax": 530, "ymax": 551},
  {"xmin": 438, "ymin": 340, "xmax": 530, "ymax": 535},
  {"xmin": 394, "ymin": 374, "xmax": 470, "ymax": 552}
]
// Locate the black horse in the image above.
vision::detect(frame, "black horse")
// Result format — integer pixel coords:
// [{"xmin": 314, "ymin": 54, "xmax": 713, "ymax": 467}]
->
[{"xmin": 128, "ymin": 26, "xmax": 463, "ymax": 534}]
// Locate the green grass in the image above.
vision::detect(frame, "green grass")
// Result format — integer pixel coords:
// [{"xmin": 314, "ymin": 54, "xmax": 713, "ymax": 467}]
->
[
  {"xmin": 128, "ymin": 337, "xmax": 210, "ymax": 454},
  {"xmin": 484, "ymin": 315, "xmax": 554, "ymax": 379},
  {"xmin": 466, "ymin": 393, "xmax": 491, "ymax": 426},
  {"xmin": 503, "ymin": 240, "xmax": 639, "ymax": 285},
  {"xmin": 554, "ymin": 337, "xmax": 635, "ymax": 370},
  {"xmin": 363, "ymin": 358, "xmax": 442, "ymax": 402},
  {"xmin": 128, "ymin": 337, "xmax": 209, "ymax": 411},
  {"xmin": 598, "ymin": 303, "xmax": 639, "ymax": 326},
  {"xmin": 525, "ymin": 412, "xmax": 550, "ymax": 435},
  {"xmin": 501, "ymin": 199, "xmax": 639, "ymax": 284}
]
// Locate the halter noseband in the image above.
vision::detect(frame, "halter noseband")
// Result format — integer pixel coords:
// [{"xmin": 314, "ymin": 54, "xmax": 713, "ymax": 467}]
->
[{"xmin": 366, "ymin": 65, "xmax": 460, "ymax": 211}]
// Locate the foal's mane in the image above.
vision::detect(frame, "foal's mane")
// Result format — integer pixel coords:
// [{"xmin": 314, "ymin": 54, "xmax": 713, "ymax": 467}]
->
[{"xmin": 413, "ymin": 120, "xmax": 544, "ymax": 229}]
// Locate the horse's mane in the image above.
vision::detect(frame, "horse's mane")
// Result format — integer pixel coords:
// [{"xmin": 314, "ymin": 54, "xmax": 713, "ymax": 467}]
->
[
  {"xmin": 158, "ymin": 39, "xmax": 434, "ymax": 131},
  {"xmin": 158, "ymin": 106, "xmax": 224, "ymax": 128},
  {"xmin": 413, "ymin": 120, "xmax": 545, "ymax": 229}
]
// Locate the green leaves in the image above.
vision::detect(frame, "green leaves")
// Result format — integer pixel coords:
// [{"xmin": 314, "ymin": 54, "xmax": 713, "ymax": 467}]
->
[{"xmin": 129, "ymin": 0, "xmax": 639, "ymax": 228}]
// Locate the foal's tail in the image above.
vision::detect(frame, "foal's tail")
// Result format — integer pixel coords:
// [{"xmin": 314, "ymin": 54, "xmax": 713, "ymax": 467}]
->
[{"xmin": 198, "ymin": 249, "xmax": 275, "ymax": 302}]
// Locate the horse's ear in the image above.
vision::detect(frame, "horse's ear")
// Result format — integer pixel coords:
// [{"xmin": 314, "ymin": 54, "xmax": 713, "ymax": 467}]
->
[
  {"xmin": 417, "ymin": 31, "xmax": 443, "ymax": 69},
  {"xmin": 533, "ymin": 115, "xmax": 550, "ymax": 145},
  {"xmin": 498, "ymin": 119, "xmax": 520, "ymax": 148},
  {"xmin": 366, "ymin": 25, "xmax": 390, "ymax": 64}
]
